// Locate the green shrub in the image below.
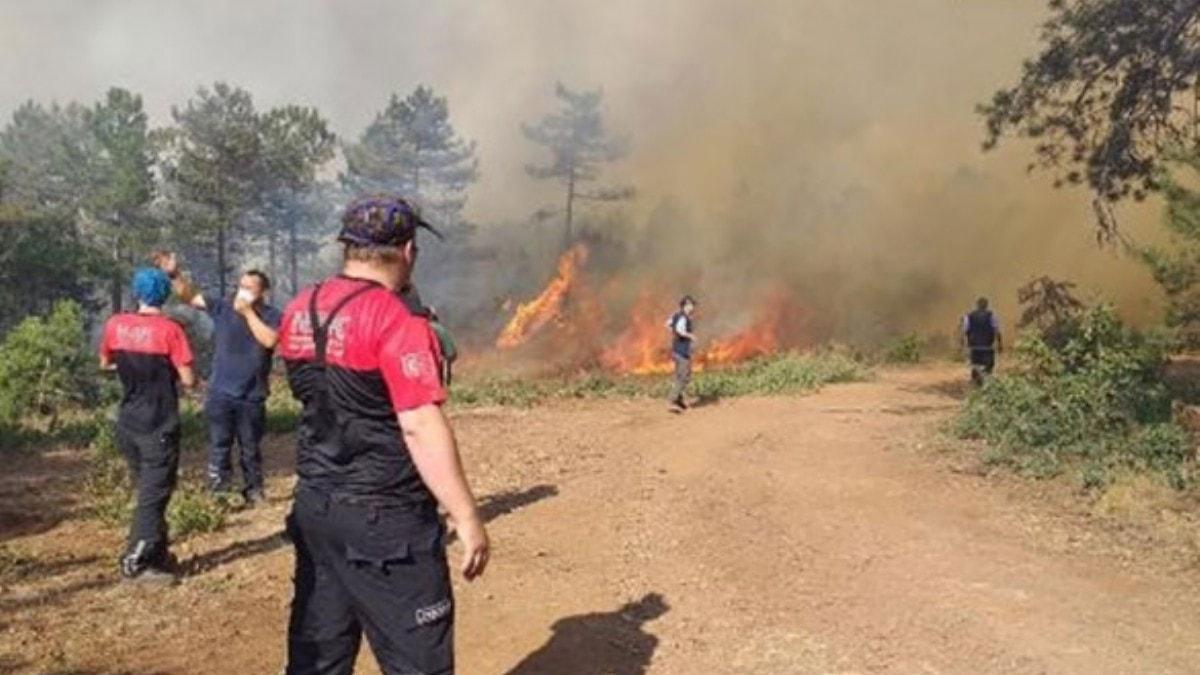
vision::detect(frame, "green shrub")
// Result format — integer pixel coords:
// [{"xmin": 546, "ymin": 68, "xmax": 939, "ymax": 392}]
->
[
  {"xmin": 692, "ymin": 350, "xmax": 867, "ymax": 399},
  {"xmin": 166, "ymin": 479, "xmax": 229, "ymax": 538},
  {"xmin": 449, "ymin": 350, "xmax": 868, "ymax": 408},
  {"xmin": 86, "ymin": 414, "xmax": 229, "ymax": 537},
  {"xmin": 0, "ymin": 300, "xmax": 96, "ymax": 427},
  {"xmin": 955, "ymin": 304, "xmax": 1192, "ymax": 488},
  {"xmin": 451, "ymin": 377, "xmax": 552, "ymax": 408},
  {"xmin": 883, "ymin": 332, "xmax": 924, "ymax": 364},
  {"xmin": 85, "ymin": 415, "xmax": 133, "ymax": 526},
  {"xmin": 265, "ymin": 383, "xmax": 302, "ymax": 434}
]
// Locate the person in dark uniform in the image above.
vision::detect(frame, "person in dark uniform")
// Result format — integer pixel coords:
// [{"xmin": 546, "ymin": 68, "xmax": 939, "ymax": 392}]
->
[
  {"xmin": 668, "ymin": 295, "xmax": 697, "ymax": 412},
  {"xmin": 156, "ymin": 252, "xmax": 282, "ymax": 504},
  {"xmin": 99, "ymin": 267, "xmax": 196, "ymax": 584},
  {"xmin": 278, "ymin": 194, "xmax": 489, "ymax": 675},
  {"xmin": 961, "ymin": 296, "xmax": 1003, "ymax": 385}
]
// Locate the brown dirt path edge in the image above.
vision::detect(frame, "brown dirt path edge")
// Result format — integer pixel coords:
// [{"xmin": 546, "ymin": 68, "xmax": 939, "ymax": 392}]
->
[{"xmin": 4, "ymin": 365, "xmax": 1200, "ymax": 674}]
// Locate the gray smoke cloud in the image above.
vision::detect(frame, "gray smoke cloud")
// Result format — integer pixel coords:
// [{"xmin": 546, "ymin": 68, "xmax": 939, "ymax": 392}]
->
[{"xmin": 0, "ymin": 0, "xmax": 1165, "ymax": 347}]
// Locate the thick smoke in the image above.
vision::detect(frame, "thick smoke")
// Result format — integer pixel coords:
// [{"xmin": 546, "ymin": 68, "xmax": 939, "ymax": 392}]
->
[{"xmin": 0, "ymin": 0, "xmax": 1165, "ymax": 350}]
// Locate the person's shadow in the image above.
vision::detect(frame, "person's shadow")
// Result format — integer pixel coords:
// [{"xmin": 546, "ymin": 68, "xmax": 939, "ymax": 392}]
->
[{"xmin": 505, "ymin": 593, "xmax": 669, "ymax": 675}]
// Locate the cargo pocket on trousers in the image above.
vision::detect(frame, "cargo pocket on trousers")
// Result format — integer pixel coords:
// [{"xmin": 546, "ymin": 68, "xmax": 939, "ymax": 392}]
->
[{"xmin": 345, "ymin": 542, "xmax": 411, "ymax": 571}]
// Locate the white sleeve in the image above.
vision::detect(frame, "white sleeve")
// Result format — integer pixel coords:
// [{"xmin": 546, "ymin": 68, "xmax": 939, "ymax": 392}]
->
[{"xmin": 674, "ymin": 316, "xmax": 689, "ymax": 335}]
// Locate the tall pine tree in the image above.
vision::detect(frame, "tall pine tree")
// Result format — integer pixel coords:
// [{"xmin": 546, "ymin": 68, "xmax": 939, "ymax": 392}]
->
[
  {"xmin": 523, "ymin": 83, "xmax": 632, "ymax": 250},
  {"xmin": 343, "ymin": 85, "xmax": 478, "ymax": 232}
]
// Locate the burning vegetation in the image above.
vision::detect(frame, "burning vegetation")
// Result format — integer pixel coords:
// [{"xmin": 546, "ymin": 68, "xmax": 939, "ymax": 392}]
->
[
  {"xmin": 494, "ymin": 244, "xmax": 804, "ymax": 374},
  {"xmin": 495, "ymin": 244, "xmax": 589, "ymax": 349}
]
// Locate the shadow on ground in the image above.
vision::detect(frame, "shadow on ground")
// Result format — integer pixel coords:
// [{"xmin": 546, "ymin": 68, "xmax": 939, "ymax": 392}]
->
[
  {"xmin": 900, "ymin": 376, "xmax": 974, "ymax": 401},
  {"xmin": 0, "ymin": 451, "xmax": 94, "ymax": 543},
  {"xmin": 184, "ymin": 483, "xmax": 559, "ymax": 576},
  {"xmin": 478, "ymin": 484, "xmax": 558, "ymax": 523},
  {"xmin": 505, "ymin": 593, "xmax": 669, "ymax": 675},
  {"xmin": 183, "ymin": 530, "xmax": 289, "ymax": 577}
]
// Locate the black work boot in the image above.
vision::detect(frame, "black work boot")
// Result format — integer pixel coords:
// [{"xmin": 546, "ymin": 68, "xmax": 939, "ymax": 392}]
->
[
  {"xmin": 244, "ymin": 487, "xmax": 267, "ymax": 507},
  {"xmin": 120, "ymin": 548, "xmax": 179, "ymax": 587}
]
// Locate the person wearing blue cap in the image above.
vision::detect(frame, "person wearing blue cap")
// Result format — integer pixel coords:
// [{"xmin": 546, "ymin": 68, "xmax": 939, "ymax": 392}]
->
[
  {"xmin": 154, "ymin": 251, "xmax": 282, "ymax": 505},
  {"xmin": 277, "ymin": 194, "xmax": 487, "ymax": 674},
  {"xmin": 99, "ymin": 267, "xmax": 196, "ymax": 584}
]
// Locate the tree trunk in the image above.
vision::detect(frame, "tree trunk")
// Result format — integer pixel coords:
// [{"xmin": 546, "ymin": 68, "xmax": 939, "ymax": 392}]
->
[
  {"xmin": 110, "ymin": 273, "xmax": 123, "ymax": 314},
  {"xmin": 268, "ymin": 227, "xmax": 278, "ymax": 289},
  {"xmin": 217, "ymin": 222, "xmax": 228, "ymax": 299},
  {"xmin": 110, "ymin": 227, "xmax": 123, "ymax": 313},
  {"xmin": 288, "ymin": 216, "xmax": 299, "ymax": 297},
  {"xmin": 564, "ymin": 168, "xmax": 576, "ymax": 251}
]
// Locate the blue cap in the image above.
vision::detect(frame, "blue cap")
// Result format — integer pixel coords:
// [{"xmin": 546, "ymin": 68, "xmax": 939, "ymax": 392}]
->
[{"xmin": 132, "ymin": 267, "xmax": 171, "ymax": 307}]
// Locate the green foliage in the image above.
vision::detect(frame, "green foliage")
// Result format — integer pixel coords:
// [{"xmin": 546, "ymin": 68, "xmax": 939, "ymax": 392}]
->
[
  {"xmin": 1139, "ymin": 150, "xmax": 1200, "ymax": 346},
  {"xmin": 883, "ymin": 332, "xmax": 924, "ymax": 364},
  {"xmin": 86, "ymin": 416, "xmax": 229, "ymax": 537},
  {"xmin": 451, "ymin": 377, "xmax": 552, "ymax": 408},
  {"xmin": 0, "ymin": 545, "xmax": 38, "ymax": 580},
  {"xmin": 166, "ymin": 479, "xmax": 229, "ymax": 538},
  {"xmin": 450, "ymin": 351, "xmax": 868, "ymax": 408},
  {"xmin": 690, "ymin": 351, "xmax": 867, "ymax": 399},
  {"xmin": 265, "ymin": 382, "xmax": 302, "ymax": 434},
  {"xmin": 955, "ymin": 304, "xmax": 1191, "ymax": 488},
  {"xmin": 979, "ymin": 0, "xmax": 1200, "ymax": 204},
  {"xmin": 85, "ymin": 88, "xmax": 159, "ymax": 313},
  {"xmin": 0, "ymin": 301, "xmax": 95, "ymax": 426},
  {"xmin": 343, "ymin": 85, "xmax": 477, "ymax": 229},
  {"xmin": 85, "ymin": 415, "xmax": 133, "ymax": 526}
]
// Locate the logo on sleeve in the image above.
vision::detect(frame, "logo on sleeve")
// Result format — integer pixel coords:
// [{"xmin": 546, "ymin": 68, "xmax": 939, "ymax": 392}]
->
[{"xmin": 401, "ymin": 352, "xmax": 436, "ymax": 380}]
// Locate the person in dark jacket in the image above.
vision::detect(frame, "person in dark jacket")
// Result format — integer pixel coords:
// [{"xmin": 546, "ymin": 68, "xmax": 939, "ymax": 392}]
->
[
  {"xmin": 668, "ymin": 296, "xmax": 697, "ymax": 412},
  {"xmin": 961, "ymin": 296, "xmax": 1003, "ymax": 385}
]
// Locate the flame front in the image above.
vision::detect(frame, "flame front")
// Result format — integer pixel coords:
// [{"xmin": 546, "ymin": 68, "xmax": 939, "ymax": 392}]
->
[
  {"xmin": 599, "ymin": 289, "xmax": 674, "ymax": 375},
  {"xmin": 700, "ymin": 294, "xmax": 785, "ymax": 366},
  {"xmin": 601, "ymin": 289, "xmax": 791, "ymax": 374},
  {"xmin": 495, "ymin": 244, "xmax": 589, "ymax": 349}
]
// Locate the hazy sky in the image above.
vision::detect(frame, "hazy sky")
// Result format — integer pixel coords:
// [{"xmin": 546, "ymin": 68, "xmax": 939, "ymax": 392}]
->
[{"xmin": 0, "ymin": 1, "xmax": 1165, "ymax": 335}]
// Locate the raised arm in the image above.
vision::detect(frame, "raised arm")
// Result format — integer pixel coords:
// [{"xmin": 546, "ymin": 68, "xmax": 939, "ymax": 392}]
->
[
  {"xmin": 399, "ymin": 404, "xmax": 489, "ymax": 581},
  {"xmin": 154, "ymin": 251, "xmax": 207, "ymax": 310}
]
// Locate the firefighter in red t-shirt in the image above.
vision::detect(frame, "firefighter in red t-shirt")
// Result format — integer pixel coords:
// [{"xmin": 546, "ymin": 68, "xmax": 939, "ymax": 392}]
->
[
  {"xmin": 99, "ymin": 267, "xmax": 196, "ymax": 584},
  {"xmin": 278, "ymin": 195, "xmax": 488, "ymax": 674}
]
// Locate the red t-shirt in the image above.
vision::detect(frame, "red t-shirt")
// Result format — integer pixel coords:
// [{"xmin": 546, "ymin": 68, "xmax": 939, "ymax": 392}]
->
[
  {"xmin": 100, "ymin": 313, "xmax": 193, "ymax": 432},
  {"xmin": 279, "ymin": 275, "xmax": 446, "ymax": 501}
]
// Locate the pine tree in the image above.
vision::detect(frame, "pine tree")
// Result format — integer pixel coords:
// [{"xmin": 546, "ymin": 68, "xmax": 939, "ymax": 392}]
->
[
  {"xmin": 523, "ymin": 83, "xmax": 632, "ymax": 250},
  {"xmin": 343, "ymin": 85, "xmax": 478, "ymax": 231}
]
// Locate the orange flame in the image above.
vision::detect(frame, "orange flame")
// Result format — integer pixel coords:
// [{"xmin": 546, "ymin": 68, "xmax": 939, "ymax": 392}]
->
[
  {"xmin": 496, "ymin": 244, "xmax": 589, "ymax": 349},
  {"xmin": 700, "ymin": 295, "xmax": 785, "ymax": 366},
  {"xmin": 601, "ymin": 289, "xmax": 791, "ymax": 375},
  {"xmin": 599, "ymin": 290, "xmax": 674, "ymax": 375}
]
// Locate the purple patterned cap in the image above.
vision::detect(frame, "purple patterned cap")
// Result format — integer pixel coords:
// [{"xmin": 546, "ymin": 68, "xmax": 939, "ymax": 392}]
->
[{"xmin": 337, "ymin": 195, "xmax": 443, "ymax": 247}]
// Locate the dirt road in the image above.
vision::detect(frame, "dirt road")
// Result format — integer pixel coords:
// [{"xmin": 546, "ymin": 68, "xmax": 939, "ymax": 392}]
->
[{"xmin": 4, "ymin": 365, "xmax": 1200, "ymax": 673}]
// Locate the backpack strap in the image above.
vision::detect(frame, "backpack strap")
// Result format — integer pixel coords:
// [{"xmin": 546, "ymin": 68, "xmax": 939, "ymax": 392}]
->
[{"xmin": 308, "ymin": 280, "xmax": 381, "ymax": 365}]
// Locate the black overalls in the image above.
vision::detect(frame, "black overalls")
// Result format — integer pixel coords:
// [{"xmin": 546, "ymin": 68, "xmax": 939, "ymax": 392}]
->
[{"xmin": 285, "ymin": 281, "xmax": 454, "ymax": 675}]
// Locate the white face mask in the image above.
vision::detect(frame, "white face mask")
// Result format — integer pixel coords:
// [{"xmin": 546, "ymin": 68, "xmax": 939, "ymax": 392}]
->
[{"xmin": 236, "ymin": 288, "xmax": 256, "ymax": 304}]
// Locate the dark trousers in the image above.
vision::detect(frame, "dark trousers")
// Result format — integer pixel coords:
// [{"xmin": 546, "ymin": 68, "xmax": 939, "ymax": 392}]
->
[
  {"xmin": 205, "ymin": 394, "xmax": 266, "ymax": 493},
  {"xmin": 969, "ymin": 348, "xmax": 996, "ymax": 373},
  {"xmin": 116, "ymin": 420, "xmax": 181, "ymax": 569},
  {"xmin": 286, "ymin": 486, "xmax": 454, "ymax": 675},
  {"xmin": 669, "ymin": 354, "xmax": 692, "ymax": 404}
]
